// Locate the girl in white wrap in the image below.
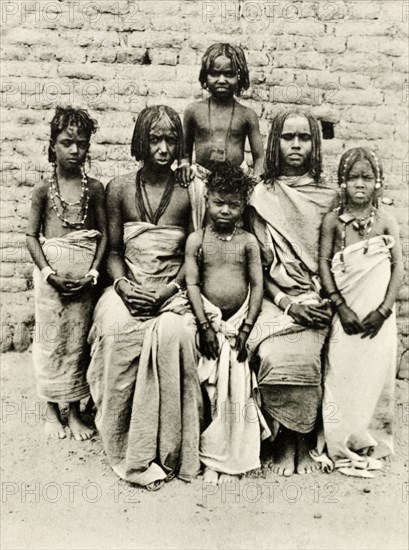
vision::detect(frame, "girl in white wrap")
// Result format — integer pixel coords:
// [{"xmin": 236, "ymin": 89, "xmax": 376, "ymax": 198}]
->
[
  {"xmin": 26, "ymin": 106, "xmax": 107, "ymax": 441},
  {"xmin": 313, "ymin": 148, "xmax": 403, "ymax": 478}
]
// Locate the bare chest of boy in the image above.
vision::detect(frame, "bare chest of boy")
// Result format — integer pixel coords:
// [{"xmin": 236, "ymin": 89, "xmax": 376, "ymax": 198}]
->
[
  {"xmin": 201, "ymin": 237, "xmax": 249, "ymax": 316},
  {"xmin": 193, "ymin": 105, "xmax": 247, "ymax": 166},
  {"xmin": 121, "ymin": 184, "xmax": 191, "ymax": 228}
]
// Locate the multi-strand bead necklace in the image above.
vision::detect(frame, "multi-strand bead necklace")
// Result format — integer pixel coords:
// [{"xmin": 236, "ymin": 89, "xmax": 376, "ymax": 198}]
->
[
  {"xmin": 339, "ymin": 207, "xmax": 377, "ymax": 271},
  {"xmin": 49, "ymin": 167, "xmax": 89, "ymax": 228}
]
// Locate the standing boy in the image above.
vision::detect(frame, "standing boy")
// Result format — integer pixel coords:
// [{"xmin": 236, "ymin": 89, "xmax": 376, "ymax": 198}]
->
[
  {"xmin": 178, "ymin": 43, "xmax": 264, "ymax": 193},
  {"xmin": 26, "ymin": 106, "xmax": 107, "ymax": 440}
]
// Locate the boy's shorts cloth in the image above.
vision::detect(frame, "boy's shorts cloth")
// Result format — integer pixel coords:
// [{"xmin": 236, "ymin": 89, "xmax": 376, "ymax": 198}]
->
[{"xmin": 195, "ymin": 293, "xmax": 270, "ymax": 475}]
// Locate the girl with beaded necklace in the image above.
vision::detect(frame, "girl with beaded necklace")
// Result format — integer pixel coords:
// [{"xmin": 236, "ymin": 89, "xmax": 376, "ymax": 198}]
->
[
  {"xmin": 312, "ymin": 147, "xmax": 403, "ymax": 477},
  {"xmin": 26, "ymin": 106, "xmax": 107, "ymax": 441}
]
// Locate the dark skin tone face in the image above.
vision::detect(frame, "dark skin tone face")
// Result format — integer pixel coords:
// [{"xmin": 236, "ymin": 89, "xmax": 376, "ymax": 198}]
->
[
  {"xmin": 279, "ymin": 115, "xmax": 312, "ymax": 177},
  {"xmin": 106, "ymin": 118, "xmax": 191, "ymax": 317}
]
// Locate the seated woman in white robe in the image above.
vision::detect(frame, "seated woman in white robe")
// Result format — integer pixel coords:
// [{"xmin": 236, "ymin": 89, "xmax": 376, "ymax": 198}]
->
[
  {"xmin": 312, "ymin": 148, "xmax": 403, "ymax": 478},
  {"xmin": 87, "ymin": 106, "xmax": 203, "ymax": 490}
]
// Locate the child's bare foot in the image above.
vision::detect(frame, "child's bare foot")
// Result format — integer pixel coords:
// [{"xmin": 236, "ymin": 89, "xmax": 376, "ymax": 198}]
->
[
  {"xmin": 296, "ymin": 434, "xmax": 320, "ymax": 475},
  {"xmin": 272, "ymin": 429, "xmax": 296, "ymax": 477},
  {"xmin": 68, "ymin": 402, "xmax": 95, "ymax": 441},
  {"xmin": 44, "ymin": 402, "xmax": 66, "ymax": 439},
  {"xmin": 203, "ymin": 468, "xmax": 219, "ymax": 484},
  {"xmin": 218, "ymin": 474, "xmax": 239, "ymax": 484}
]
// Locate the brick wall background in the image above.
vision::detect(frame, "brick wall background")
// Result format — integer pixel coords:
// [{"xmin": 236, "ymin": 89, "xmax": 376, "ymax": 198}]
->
[{"xmin": 1, "ymin": 0, "xmax": 408, "ymax": 376}]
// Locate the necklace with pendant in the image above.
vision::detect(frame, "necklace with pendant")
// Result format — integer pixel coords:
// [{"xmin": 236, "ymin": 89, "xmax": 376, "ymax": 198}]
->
[
  {"xmin": 351, "ymin": 212, "xmax": 374, "ymax": 236},
  {"xmin": 210, "ymin": 224, "xmax": 237, "ymax": 242},
  {"xmin": 339, "ymin": 207, "xmax": 377, "ymax": 271}
]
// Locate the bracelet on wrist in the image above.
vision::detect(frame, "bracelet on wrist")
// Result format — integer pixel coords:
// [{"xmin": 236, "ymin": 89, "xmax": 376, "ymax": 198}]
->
[
  {"xmin": 113, "ymin": 277, "xmax": 130, "ymax": 293},
  {"xmin": 167, "ymin": 279, "xmax": 184, "ymax": 293},
  {"xmin": 377, "ymin": 305, "xmax": 392, "ymax": 319},
  {"xmin": 284, "ymin": 303, "xmax": 293, "ymax": 316},
  {"xmin": 274, "ymin": 291, "xmax": 286, "ymax": 308},
  {"xmin": 333, "ymin": 297, "xmax": 346, "ymax": 308},
  {"xmin": 86, "ymin": 269, "xmax": 99, "ymax": 286},
  {"xmin": 41, "ymin": 266, "xmax": 56, "ymax": 283},
  {"xmin": 198, "ymin": 319, "xmax": 211, "ymax": 331}
]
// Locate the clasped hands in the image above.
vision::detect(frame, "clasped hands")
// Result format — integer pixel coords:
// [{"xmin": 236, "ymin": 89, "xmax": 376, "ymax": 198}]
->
[
  {"xmin": 116, "ymin": 279, "xmax": 172, "ymax": 316},
  {"xmin": 48, "ymin": 274, "xmax": 94, "ymax": 300},
  {"xmin": 287, "ymin": 302, "xmax": 332, "ymax": 330},
  {"xmin": 337, "ymin": 304, "xmax": 385, "ymax": 339}
]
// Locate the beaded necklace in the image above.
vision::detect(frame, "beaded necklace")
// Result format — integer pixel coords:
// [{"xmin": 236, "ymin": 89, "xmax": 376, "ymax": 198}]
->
[
  {"xmin": 49, "ymin": 167, "xmax": 89, "ymax": 228},
  {"xmin": 339, "ymin": 207, "xmax": 377, "ymax": 271},
  {"xmin": 210, "ymin": 223, "xmax": 237, "ymax": 241}
]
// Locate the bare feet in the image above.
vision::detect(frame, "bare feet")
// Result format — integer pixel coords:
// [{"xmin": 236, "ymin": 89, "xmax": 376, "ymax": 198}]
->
[
  {"xmin": 67, "ymin": 402, "xmax": 95, "ymax": 441},
  {"xmin": 43, "ymin": 402, "xmax": 66, "ymax": 440},
  {"xmin": 272, "ymin": 429, "xmax": 296, "ymax": 477},
  {"xmin": 296, "ymin": 434, "xmax": 320, "ymax": 475},
  {"xmin": 145, "ymin": 480, "xmax": 165, "ymax": 491},
  {"xmin": 203, "ymin": 468, "xmax": 219, "ymax": 484},
  {"xmin": 218, "ymin": 474, "xmax": 239, "ymax": 484}
]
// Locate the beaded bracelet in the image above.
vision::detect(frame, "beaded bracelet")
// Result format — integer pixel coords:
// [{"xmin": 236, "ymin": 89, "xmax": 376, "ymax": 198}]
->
[
  {"xmin": 198, "ymin": 319, "xmax": 211, "ymax": 331},
  {"xmin": 167, "ymin": 279, "xmax": 184, "ymax": 293}
]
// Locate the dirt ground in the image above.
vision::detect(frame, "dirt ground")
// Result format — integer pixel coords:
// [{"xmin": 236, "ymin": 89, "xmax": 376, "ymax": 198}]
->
[{"xmin": 1, "ymin": 350, "xmax": 408, "ymax": 550}]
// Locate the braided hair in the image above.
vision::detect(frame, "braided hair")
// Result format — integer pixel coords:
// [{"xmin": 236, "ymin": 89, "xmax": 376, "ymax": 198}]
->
[
  {"xmin": 337, "ymin": 147, "xmax": 383, "ymax": 211},
  {"xmin": 48, "ymin": 106, "xmax": 98, "ymax": 163},
  {"xmin": 264, "ymin": 109, "xmax": 322, "ymax": 183},
  {"xmin": 199, "ymin": 43, "xmax": 250, "ymax": 96},
  {"xmin": 131, "ymin": 105, "xmax": 184, "ymax": 162},
  {"xmin": 206, "ymin": 161, "xmax": 255, "ymax": 203}
]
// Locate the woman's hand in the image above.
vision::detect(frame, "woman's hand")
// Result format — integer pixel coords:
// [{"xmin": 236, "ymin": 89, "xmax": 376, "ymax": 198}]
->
[
  {"xmin": 338, "ymin": 304, "xmax": 365, "ymax": 335},
  {"xmin": 116, "ymin": 279, "xmax": 157, "ymax": 316},
  {"xmin": 288, "ymin": 302, "xmax": 332, "ymax": 329},
  {"xmin": 361, "ymin": 310, "xmax": 385, "ymax": 339},
  {"xmin": 175, "ymin": 162, "xmax": 194, "ymax": 187},
  {"xmin": 150, "ymin": 284, "xmax": 175, "ymax": 311},
  {"xmin": 199, "ymin": 326, "xmax": 220, "ymax": 360}
]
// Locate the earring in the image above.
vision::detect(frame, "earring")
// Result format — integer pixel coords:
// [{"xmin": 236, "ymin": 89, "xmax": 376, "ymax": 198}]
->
[
  {"xmin": 375, "ymin": 182, "xmax": 381, "ymax": 189},
  {"xmin": 340, "ymin": 183, "xmax": 346, "ymax": 189}
]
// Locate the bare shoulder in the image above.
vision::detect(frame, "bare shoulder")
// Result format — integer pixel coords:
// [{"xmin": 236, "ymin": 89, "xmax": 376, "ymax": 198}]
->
[
  {"xmin": 185, "ymin": 100, "xmax": 205, "ymax": 119},
  {"xmin": 186, "ymin": 230, "xmax": 202, "ymax": 249},
  {"xmin": 31, "ymin": 180, "xmax": 49, "ymax": 200},
  {"xmin": 240, "ymin": 229, "xmax": 259, "ymax": 247},
  {"xmin": 378, "ymin": 209, "xmax": 399, "ymax": 234},
  {"xmin": 106, "ymin": 171, "xmax": 136, "ymax": 196},
  {"xmin": 237, "ymin": 102, "xmax": 258, "ymax": 122},
  {"xmin": 87, "ymin": 177, "xmax": 105, "ymax": 195},
  {"xmin": 322, "ymin": 210, "xmax": 338, "ymax": 227}
]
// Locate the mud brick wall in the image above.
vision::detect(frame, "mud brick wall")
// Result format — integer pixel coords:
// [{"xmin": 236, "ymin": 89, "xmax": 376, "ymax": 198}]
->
[{"xmin": 1, "ymin": 0, "xmax": 408, "ymax": 377}]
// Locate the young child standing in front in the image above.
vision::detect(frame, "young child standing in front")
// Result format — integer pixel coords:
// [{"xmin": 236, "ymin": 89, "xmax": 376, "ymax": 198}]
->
[
  {"xmin": 178, "ymin": 43, "xmax": 264, "ymax": 193},
  {"xmin": 26, "ymin": 106, "xmax": 107, "ymax": 441},
  {"xmin": 185, "ymin": 162, "xmax": 267, "ymax": 484},
  {"xmin": 313, "ymin": 147, "xmax": 403, "ymax": 477}
]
